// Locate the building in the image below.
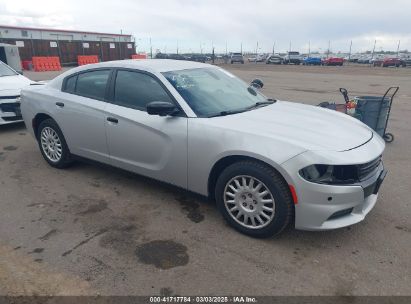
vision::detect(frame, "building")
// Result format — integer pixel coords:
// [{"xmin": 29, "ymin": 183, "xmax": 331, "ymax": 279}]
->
[{"xmin": 0, "ymin": 25, "xmax": 135, "ymax": 65}]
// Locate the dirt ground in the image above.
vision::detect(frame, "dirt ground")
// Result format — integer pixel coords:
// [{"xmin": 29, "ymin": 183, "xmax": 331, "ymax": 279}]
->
[{"xmin": 0, "ymin": 63, "xmax": 410, "ymax": 296}]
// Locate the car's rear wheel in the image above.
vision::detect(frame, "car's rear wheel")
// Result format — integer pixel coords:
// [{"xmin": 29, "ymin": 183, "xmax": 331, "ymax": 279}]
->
[
  {"xmin": 215, "ymin": 161, "xmax": 294, "ymax": 238},
  {"xmin": 37, "ymin": 118, "xmax": 72, "ymax": 168}
]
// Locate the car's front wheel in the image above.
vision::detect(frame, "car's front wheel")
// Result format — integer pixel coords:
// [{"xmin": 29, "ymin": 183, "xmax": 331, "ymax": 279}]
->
[
  {"xmin": 37, "ymin": 118, "xmax": 73, "ymax": 168},
  {"xmin": 215, "ymin": 161, "xmax": 294, "ymax": 238}
]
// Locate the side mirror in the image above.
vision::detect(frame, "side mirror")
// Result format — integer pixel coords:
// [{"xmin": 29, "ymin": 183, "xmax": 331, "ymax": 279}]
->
[
  {"xmin": 251, "ymin": 78, "xmax": 264, "ymax": 89},
  {"xmin": 147, "ymin": 101, "xmax": 179, "ymax": 116}
]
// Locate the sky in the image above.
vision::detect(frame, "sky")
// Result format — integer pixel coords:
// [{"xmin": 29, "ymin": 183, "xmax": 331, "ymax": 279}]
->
[{"xmin": 0, "ymin": 0, "xmax": 410, "ymax": 54}]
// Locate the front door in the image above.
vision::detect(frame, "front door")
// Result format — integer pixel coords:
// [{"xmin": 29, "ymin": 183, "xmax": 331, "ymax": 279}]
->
[{"xmin": 105, "ymin": 69, "xmax": 188, "ymax": 188}]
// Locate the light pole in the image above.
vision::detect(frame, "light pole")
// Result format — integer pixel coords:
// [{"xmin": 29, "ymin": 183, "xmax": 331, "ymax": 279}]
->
[
  {"xmin": 308, "ymin": 41, "xmax": 311, "ymax": 57},
  {"xmin": 149, "ymin": 37, "xmax": 152, "ymax": 59}
]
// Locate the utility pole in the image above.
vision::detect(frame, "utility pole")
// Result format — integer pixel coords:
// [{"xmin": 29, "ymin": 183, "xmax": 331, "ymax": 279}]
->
[
  {"xmin": 149, "ymin": 37, "xmax": 152, "ymax": 59},
  {"xmin": 327, "ymin": 40, "xmax": 330, "ymax": 58},
  {"xmin": 272, "ymin": 42, "xmax": 275, "ymax": 55},
  {"xmin": 256, "ymin": 41, "xmax": 259, "ymax": 64},
  {"xmin": 348, "ymin": 40, "xmax": 352, "ymax": 61},
  {"xmin": 212, "ymin": 46, "xmax": 215, "ymax": 64},
  {"xmin": 397, "ymin": 40, "xmax": 401, "ymax": 57},
  {"xmin": 308, "ymin": 41, "xmax": 311, "ymax": 57},
  {"xmin": 371, "ymin": 39, "xmax": 376, "ymax": 62}
]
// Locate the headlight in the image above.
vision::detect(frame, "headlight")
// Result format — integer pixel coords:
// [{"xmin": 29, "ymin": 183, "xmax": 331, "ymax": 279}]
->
[{"xmin": 299, "ymin": 164, "xmax": 358, "ymax": 185}]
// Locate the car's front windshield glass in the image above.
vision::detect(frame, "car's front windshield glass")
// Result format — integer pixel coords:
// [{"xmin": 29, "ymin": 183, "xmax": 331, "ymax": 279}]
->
[
  {"xmin": 0, "ymin": 62, "xmax": 18, "ymax": 77},
  {"xmin": 162, "ymin": 68, "xmax": 268, "ymax": 117}
]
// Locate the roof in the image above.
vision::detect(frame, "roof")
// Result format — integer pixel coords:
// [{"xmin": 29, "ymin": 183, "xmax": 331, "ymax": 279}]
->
[
  {"xmin": 47, "ymin": 60, "xmax": 213, "ymax": 90},
  {"xmin": 0, "ymin": 25, "xmax": 132, "ymax": 37},
  {"xmin": 81, "ymin": 59, "xmax": 212, "ymax": 73}
]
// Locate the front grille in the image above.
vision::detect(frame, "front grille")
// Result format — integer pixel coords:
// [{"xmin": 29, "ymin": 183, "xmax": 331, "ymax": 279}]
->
[
  {"xmin": 358, "ymin": 156, "xmax": 382, "ymax": 181},
  {"xmin": 2, "ymin": 116, "xmax": 22, "ymax": 121},
  {"xmin": 0, "ymin": 103, "xmax": 20, "ymax": 113},
  {"xmin": 0, "ymin": 95, "xmax": 20, "ymax": 100}
]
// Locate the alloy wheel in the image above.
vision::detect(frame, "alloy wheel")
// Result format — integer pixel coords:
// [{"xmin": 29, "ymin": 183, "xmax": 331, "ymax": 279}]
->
[
  {"xmin": 224, "ymin": 175, "xmax": 275, "ymax": 229},
  {"xmin": 40, "ymin": 127, "xmax": 63, "ymax": 162}
]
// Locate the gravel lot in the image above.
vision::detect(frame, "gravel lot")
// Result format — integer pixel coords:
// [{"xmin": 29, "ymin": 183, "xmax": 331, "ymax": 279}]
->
[{"xmin": 0, "ymin": 63, "xmax": 410, "ymax": 296}]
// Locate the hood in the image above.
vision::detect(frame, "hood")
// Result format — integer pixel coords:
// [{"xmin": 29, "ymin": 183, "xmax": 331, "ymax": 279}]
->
[
  {"xmin": 210, "ymin": 101, "xmax": 373, "ymax": 152},
  {"xmin": 0, "ymin": 74, "xmax": 33, "ymax": 96}
]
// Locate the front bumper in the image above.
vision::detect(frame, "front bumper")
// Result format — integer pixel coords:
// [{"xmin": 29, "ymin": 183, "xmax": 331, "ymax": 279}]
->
[
  {"xmin": 0, "ymin": 97, "xmax": 22, "ymax": 125},
  {"xmin": 281, "ymin": 132, "xmax": 386, "ymax": 231}
]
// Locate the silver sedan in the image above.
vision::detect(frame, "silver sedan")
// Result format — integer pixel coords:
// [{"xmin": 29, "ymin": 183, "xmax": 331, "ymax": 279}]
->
[{"xmin": 21, "ymin": 60, "xmax": 386, "ymax": 237}]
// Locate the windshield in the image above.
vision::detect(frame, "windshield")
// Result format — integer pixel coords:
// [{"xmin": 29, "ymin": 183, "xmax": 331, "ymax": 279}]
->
[
  {"xmin": 162, "ymin": 68, "xmax": 268, "ymax": 117},
  {"xmin": 0, "ymin": 61, "xmax": 18, "ymax": 77}
]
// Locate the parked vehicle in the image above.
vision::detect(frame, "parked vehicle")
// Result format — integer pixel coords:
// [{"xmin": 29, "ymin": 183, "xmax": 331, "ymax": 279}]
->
[
  {"xmin": 303, "ymin": 57, "xmax": 322, "ymax": 65},
  {"xmin": 266, "ymin": 55, "xmax": 283, "ymax": 64},
  {"xmin": 155, "ymin": 53, "xmax": 169, "ymax": 59},
  {"xmin": 229, "ymin": 53, "xmax": 244, "ymax": 64},
  {"xmin": 248, "ymin": 56, "xmax": 256, "ymax": 62},
  {"xmin": 21, "ymin": 60, "xmax": 386, "ymax": 237},
  {"xmin": 283, "ymin": 51, "xmax": 302, "ymax": 65},
  {"xmin": 371, "ymin": 58, "xmax": 384, "ymax": 67},
  {"xmin": 0, "ymin": 43, "xmax": 23, "ymax": 73},
  {"xmin": 402, "ymin": 58, "xmax": 411, "ymax": 67},
  {"xmin": 322, "ymin": 57, "xmax": 344, "ymax": 66},
  {"xmin": 256, "ymin": 54, "xmax": 266, "ymax": 62},
  {"xmin": 189, "ymin": 54, "xmax": 207, "ymax": 63},
  {"xmin": 0, "ymin": 61, "xmax": 33, "ymax": 125},
  {"xmin": 357, "ymin": 56, "xmax": 372, "ymax": 64},
  {"xmin": 168, "ymin": 54, "xmax": 185, "ymax": 60},
  {"xmin": 382, "ymin": 58, "xmax": 405, "ymax": 67}
]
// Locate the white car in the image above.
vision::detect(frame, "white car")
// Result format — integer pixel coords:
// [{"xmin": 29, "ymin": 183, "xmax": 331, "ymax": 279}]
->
[
  {"xmin": 21, "ymin": 60, "xmax": 386, "ymax": 237},
  {"xmin": 0, "ymin": 61, "xmax": 33, "ymax": 125}
]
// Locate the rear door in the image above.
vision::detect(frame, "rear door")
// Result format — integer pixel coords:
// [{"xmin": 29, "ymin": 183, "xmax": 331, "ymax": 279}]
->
[
  {"xmin": 104, "ymin": 69, "xmax": 188, "ymax": 188},
  {"xmin": 53, "ymin": 69, "xmax": 112, "ymax": 163}
]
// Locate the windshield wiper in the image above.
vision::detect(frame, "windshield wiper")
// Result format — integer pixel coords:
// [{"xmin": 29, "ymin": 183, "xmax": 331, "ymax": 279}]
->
[
  {"xmin": 207, "ymin": 109, "xmax": 248, "ymax": 118},
  {"xmin": 208, "ymin": 99, "xmax": 277, "ymax": 118},
  {"xmin": 207, "ymin": 99, "xmax": 277, "ymax": 118},
  {"xmin": 246, "ymin": 99, "xmax": 277, "ymax": 110}
]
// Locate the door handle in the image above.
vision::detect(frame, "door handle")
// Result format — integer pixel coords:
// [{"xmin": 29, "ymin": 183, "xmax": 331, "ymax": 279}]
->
[
  {"xmin": 107, "ymin": 117, "xmax": 118, "ymax": 124},
  {"xmin": 56, "ymin": 102, "xmax": 64, "ymax": 107}
]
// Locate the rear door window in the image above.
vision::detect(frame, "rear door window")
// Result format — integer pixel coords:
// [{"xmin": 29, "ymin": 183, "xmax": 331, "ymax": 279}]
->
[
  {"xmin": 72, "ymin": 69, "xmax": 111, "ymax": 100},
  {"xmin": 64, "ymin": 74, "xmax": 77, "ymax": 93}
]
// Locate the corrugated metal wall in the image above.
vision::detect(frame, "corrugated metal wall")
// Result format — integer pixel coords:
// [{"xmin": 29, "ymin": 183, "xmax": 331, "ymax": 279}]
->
[{"xmin": 0, "ymin": 38, "xmax": 135, "ymax": 65}]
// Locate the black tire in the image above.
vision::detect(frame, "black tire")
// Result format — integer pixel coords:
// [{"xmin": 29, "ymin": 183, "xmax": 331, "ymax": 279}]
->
[
  {"xmin": 383, "ymin": 133, "xmax": 394, "ymax": 143},
  {"xmin": 215, "ymin": 161, "xmax": 294, "ymax": 238},
  {"xmin": 37, "ymin": 118, "xmax": 73, "ymax": 168}
]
